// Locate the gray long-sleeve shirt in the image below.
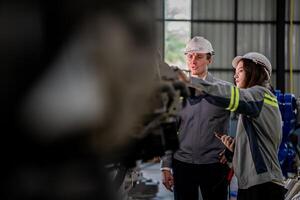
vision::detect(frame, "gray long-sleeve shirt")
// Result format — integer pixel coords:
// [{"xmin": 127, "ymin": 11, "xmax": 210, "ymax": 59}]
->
[{"xmin": 161, "ymin": 73, "xmax": 231, "ymax": 169}]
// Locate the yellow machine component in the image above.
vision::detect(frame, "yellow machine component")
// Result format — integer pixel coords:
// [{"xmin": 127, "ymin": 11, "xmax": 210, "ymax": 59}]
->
[{"xmin": 289, "ymin": 0, "xmax": 295, "ymax": 93}]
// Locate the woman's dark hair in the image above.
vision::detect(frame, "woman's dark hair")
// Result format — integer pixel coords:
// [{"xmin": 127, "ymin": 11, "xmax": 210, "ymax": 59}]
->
[{"xmin": 241, "ymin": 59, "xmax": 270, "ymax": 88}]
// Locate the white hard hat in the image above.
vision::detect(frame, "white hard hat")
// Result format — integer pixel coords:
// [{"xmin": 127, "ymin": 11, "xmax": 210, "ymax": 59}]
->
[
  {"xmin": 232, "ymin": 52, "xmax": 272, "ymax": 80},
  {"xmin": 184, "ymin": 36, "xmax": 214, "ymax": 55}
]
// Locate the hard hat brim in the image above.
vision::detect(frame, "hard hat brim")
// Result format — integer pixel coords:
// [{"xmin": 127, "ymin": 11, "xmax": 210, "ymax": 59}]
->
[
  {"xmin": 232, "ymin": 56, "xmax": 243, "ymax": 68},
  {"xmin": 184, "ymin": 50, "xmax": 214, "ymax": 55}
]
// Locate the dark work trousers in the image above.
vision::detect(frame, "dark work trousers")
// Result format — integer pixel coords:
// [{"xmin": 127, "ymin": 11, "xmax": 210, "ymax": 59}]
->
[
  {"xmin": 237, "ymin": 182, "xmax": 287, "ymax": 200},
  {"xmin": 172, "ymin": 159, "xmax": 229, "ymax": 200}
]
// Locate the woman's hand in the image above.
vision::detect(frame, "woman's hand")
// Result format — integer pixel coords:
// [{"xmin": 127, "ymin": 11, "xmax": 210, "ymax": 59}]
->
[
  {"xmin": 220, "ymin": 135, "xmax": 235, "ymax": 152},
  {"xmin": 215, "ymin": 132, "xmax": 235, "ymax": 152},
  {"xmin": 175, "ymin": 68, "xmax": 190, "ymax": 83}
]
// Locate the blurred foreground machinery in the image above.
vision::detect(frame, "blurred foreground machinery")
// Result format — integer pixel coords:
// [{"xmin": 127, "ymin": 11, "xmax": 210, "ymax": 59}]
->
[
  {"xmin": 1, "ymin": 1, "xmax": 188, "ymax": 200},
  {"xmin": 106, "ymin": 60, "xmax": 190, "ymax": 199},
  {"xmin": 115, "ymin": 62, "xmax": 191, "ymax": 200}
]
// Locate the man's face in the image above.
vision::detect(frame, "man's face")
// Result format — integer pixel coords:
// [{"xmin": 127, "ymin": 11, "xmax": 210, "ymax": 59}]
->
[{"xmin": 186, "ymin": 52, "xmax": 211, "ymax": 77}]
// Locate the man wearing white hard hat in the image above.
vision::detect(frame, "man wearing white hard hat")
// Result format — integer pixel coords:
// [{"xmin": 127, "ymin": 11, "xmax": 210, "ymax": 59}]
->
[{"xmin": 161, "ymin": 36, "xmax": 231, "ymax": 200}]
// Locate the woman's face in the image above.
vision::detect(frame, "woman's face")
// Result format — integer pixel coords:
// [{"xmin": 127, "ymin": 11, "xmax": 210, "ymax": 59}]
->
[{"xmin": 234, "ymin": 60, "xmax": 246, "ymax": 88}]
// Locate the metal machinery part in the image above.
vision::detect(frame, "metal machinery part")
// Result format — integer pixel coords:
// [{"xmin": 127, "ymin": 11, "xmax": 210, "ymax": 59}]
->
[{"xmin": 275, "ymin": 90, "xmax": 300, "ymax": 178}]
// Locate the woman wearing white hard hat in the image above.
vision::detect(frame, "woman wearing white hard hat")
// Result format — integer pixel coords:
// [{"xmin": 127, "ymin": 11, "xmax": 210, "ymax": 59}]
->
[{"xmin": 180, "ymin": 52, "xmax": 286, "ymax": 200}]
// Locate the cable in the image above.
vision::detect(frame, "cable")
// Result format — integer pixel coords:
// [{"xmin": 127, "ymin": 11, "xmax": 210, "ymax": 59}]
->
[{"xmin": 289, "ymin": 0, "xmax": 295, "ymax": 93}]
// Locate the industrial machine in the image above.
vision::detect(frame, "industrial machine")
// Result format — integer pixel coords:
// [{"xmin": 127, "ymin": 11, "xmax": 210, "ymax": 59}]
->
[{"xmin": 275, "ymin": 90, "xmax": 300, "ymax": 178}]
